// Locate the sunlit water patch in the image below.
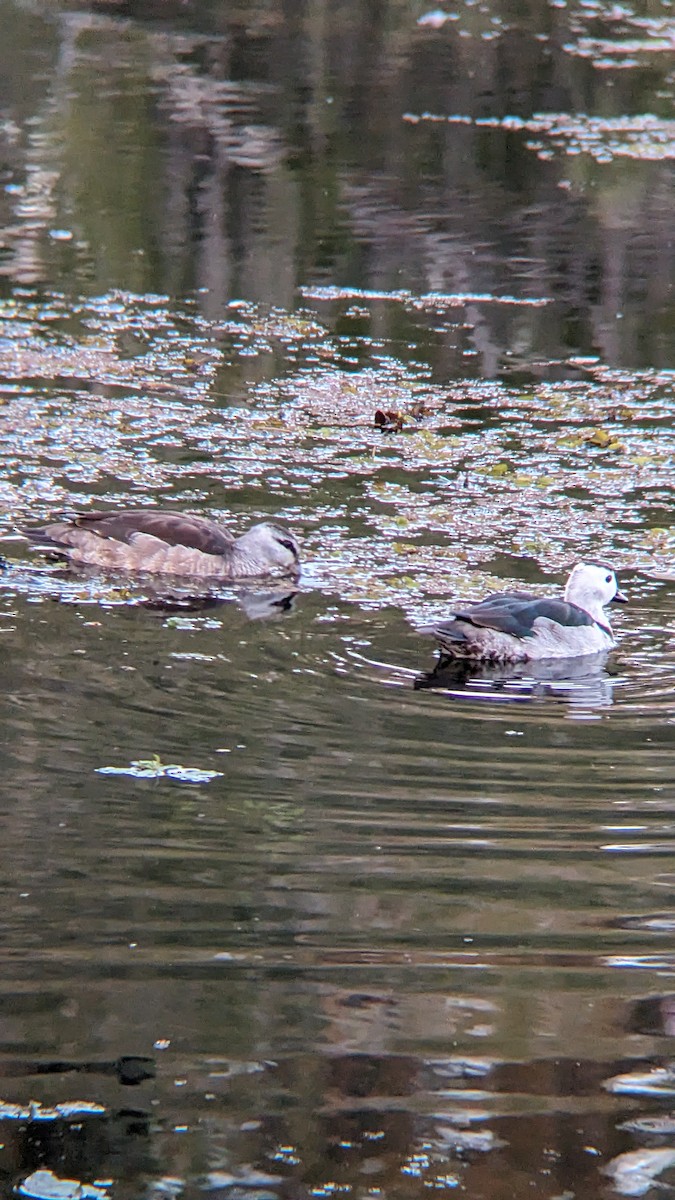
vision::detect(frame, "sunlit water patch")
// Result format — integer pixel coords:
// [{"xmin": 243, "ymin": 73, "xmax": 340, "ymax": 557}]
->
[
  {"xmin": 565, "ymin": 3, "xmax": 675, "ymax": 69},
  {"xmin": 404, "ymin": 112, "xmax": 675, "ymax": 164}
]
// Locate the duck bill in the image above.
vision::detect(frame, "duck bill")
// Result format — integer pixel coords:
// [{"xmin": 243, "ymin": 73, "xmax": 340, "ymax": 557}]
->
[{"xmin": 612, "ymin": 590, "xmax": 628, "ymax": 604}]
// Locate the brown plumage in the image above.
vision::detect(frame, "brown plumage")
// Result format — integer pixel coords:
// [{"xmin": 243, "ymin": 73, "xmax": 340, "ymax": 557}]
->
[{"xmin": 22, "ymin": 508, "xmax": 300, "ymax": 580}]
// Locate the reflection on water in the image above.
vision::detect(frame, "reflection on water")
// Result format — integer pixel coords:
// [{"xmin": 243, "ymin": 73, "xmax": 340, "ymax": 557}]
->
[
  {"xmin": 0, "ymin": 559, "xmax": 300, "ymax": 621},
  {"xmin": 414, "ymin": 650, "xmax": 617, "ymax": 713},
  {"xmin": 0, "ymin": 0, "xmax": 674, "ymax": 1198},
  {"xmin": 0, "ymin": 0, "xmax": 674, "ymax": 371},
  {"xmin": 0, "ymin": 577, "xmax": 673, "ymax": 1198}
]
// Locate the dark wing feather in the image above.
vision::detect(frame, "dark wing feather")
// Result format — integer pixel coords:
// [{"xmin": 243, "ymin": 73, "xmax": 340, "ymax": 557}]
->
[
  {"xmin": 482, "ymin": 590, "xmax": 539, "ymax": 602},
  {"xmin": 66, "ymin": 509, "xmax": 235, "ymax": 556},
  {"xmin": 452, "ymin": 596, "xmax": 596, "ymax": 640}
]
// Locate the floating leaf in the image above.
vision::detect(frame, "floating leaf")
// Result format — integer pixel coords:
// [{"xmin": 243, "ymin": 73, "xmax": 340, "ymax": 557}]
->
[
  {"xmin": 249, "ymin": 417, "xmax": 285, "ymax": 430},
  {"xmin": 640, "ymin": 527, "xmax": 674, "ymax": 550},
  {"xmin": 408, "ymin": 430, "xmax": 458, "ymax": 455},
  {"xmin": 585, "ymin": 427, "xmax": 623, "ymax": 451}
]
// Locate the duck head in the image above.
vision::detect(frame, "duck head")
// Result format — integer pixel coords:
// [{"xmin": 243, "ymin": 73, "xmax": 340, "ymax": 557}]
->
[
  {"xmin": 564, "ymin": 561, "xmax": 626, "ymax": 616},
  {"xmin": 234, "ymin": 522, "xmax": 300, "ymax": 576}
]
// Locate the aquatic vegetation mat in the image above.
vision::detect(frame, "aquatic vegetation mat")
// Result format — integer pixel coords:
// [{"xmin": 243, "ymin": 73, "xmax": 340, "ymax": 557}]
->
[{"xmin": 0, "ymin": 291, "xmax": 673, "ymax": 625}]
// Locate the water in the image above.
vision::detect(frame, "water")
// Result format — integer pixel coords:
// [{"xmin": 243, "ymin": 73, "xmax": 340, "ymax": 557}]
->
[{"xmin": 1, "ymin": 1, "xmax": 675, "ymax": 1198}]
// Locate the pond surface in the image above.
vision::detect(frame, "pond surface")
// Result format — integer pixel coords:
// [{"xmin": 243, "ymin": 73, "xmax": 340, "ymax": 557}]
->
[{"xmin": 1, "ymin": 2, "xmax": 675, "ymax": 1199}]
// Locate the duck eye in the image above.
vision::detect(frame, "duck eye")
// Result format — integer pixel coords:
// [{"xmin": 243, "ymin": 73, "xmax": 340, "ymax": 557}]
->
[
  {"xmin": 605, "ymin": 574, "xmax": 612, "ymax": 583},
  {"xmin": 279, "ymin": 537, "xmax": 296, "ymax": 553}
]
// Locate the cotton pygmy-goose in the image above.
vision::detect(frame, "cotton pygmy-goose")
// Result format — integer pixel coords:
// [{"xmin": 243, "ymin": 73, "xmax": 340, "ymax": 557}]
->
[
  {"xmin": 22, "ymin": 509, "xmax": 300, "ymax": 580},
  {"xmin": 420, "ymin": 561, "xmax": 626, "ymax": 665}
]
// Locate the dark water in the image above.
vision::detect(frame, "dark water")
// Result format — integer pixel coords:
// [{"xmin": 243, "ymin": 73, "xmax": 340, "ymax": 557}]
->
[{"xmin": 1, "ymin": 2, "xmax": 675, "ymax": 1199}]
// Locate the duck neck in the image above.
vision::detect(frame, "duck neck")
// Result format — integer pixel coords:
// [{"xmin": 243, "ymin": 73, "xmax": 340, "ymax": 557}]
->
[
  {"xmin": 229, "ymin": 541, "xmax": 264, "ymax": 579},
  {"xmin": 566, "ymin": 588, "xmax": 610, "ymax": 628}
]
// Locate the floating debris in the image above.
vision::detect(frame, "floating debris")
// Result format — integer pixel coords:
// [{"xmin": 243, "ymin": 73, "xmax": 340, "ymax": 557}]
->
[
  {"xmin": 16, "ymin": 1170, "xmax": 110, "ymax": 1200},
  {"xmin": 604, "ymin": 1065, "xmax": 675, "ymax": 1096},
  {"xmin": 619, "ymin": 1113, "xmax": 675, "ymax": 1135},
  {"xmin": 585, "ymin": 427, "xmax": 625, "ymax": 452},
  {"xmin": 0, "ymin": 1100, "xmax": 106, "ymax": 1122},
  {"xmin": 602, "ymin": 1147, "xmax": 675, "ymax": 1197},
  {"xmin": 374, "ymin": 408, "xmax": 405, "ymax": 434},
  {"xmin": 96, "ymin": 756, "xmax": 223, "ymax": 784},
  {"xmin": 433, "ymin": 1123, "xmax": 506, "ymax": 1153},
  {"xmin": 202, "ymin": 1168, "xmax": 282, "ymax": 1192}
]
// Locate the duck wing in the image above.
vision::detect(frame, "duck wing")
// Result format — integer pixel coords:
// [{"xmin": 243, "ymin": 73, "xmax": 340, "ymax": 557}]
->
[
  {"xmin": 53, "ymin": 509, "xmax": 236, "ymax": 556},
  {"xmin": 452, "ymin": 595, "xmax": 596, "ymax": 640}
]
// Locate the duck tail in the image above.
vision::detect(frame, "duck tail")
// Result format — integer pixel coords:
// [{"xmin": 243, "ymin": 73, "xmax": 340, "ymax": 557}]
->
[
  {"xmin": 418, "ymin": 619, "xmax": 469, "ymax": 648},
  {"xmin": 16, "ymin": 523, "xmax": 72, "ymax": 559}
]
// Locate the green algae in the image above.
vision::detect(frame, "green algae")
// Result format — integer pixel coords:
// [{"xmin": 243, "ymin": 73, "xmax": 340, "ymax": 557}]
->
[{"xmin": 0, "ymin": 294, "xmax": 673, "ymax": 618}]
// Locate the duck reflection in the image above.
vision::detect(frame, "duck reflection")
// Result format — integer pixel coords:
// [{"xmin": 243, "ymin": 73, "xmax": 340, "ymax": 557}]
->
[
  {"xmin": 415, "ymin": 650, "xmax": 616, "ymax": 709},
  {"xmin": 627, "ymin": 994, "xmax": 675, "ymax": 1038},
  {"xmin": 140, "ymin": 584, "xmax": 299, "ymax": 620},
  {"xmin": 0, "ymin": 1055, "xmax": 154, "ymax": 1086},
  {"xmin": 2, "ymin": 561, "xmax": 300, "ymax": 621}
]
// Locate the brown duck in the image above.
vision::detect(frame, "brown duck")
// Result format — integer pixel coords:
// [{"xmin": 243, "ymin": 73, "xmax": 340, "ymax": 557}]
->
[{"xmin": 23, "ymin": 509, "xmax": 301, "ymax": 580}]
